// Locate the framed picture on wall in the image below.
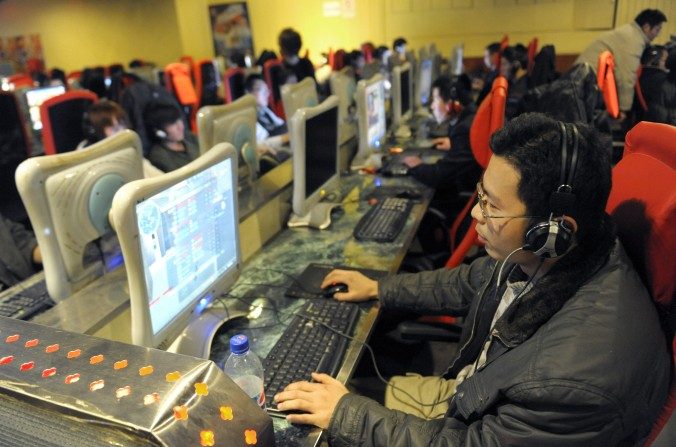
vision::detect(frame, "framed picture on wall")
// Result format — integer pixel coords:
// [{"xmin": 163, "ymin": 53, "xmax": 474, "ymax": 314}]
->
[{"xmin": 209, "ymin": 2, "xmax": 254, "ymax": 66}]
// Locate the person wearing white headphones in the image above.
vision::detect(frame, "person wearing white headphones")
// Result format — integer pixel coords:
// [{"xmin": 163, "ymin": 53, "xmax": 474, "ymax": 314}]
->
[
  {"xmin": 143, "ymin": 102, "xmax": 199, "ymax": 172},
  {"xmin": 274, "ymin": 113, "xmax": 669, "ymax": 446}
]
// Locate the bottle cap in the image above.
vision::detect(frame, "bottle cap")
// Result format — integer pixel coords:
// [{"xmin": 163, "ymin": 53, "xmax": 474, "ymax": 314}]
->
[{"xmin": 229, "ymin": 334, "xmax": 249, "ymax": 354}]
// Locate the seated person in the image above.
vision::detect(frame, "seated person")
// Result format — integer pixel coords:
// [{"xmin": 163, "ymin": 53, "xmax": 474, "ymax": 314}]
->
[
  {"xmin": 634, "ymin": 45, "xmax": 669, "ymax": 123},
  {"xmin": 274, "ymin": 113, "xmax": 670, "ymax": 445},
  {"xmin": 474, "ymin": 42, "xmax": 501, "ymax": 104},
  {"xmin": 648, "ymin": 46, "xmax": 676, "ymax": 126},
  {"xmin": 392, "ymin": 37, "xmax": 408, "ymax": 64},
  {"xmin": 143, "ymin": 102, "xmax": 200, "ymax": 172},
  {"xmin": 245, "ymin": 73, "xmax": 290, "ymax": 160},
  {"xmin": 500, "ymin": 45, "xmax": 530, "ymax": 120},
  {"xmin": 403, "ymin": 76, "xmax": 481, "ymax": 213},
  {"xmin": 278, "ymin": 28, "xmax": 315, "ymax": 83},
  {"xmin": 0, "ymin": 212, "xmax": 41, "ymax": 290},
  {"xmin": 78, "ymin": 100, "xmax": 163, "ymax": 177}
]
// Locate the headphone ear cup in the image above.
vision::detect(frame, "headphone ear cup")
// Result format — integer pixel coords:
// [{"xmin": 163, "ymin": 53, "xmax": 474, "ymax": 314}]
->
[
  {"xmin": 524, "ymin": 220, "xmax": 574, "ymax": 258},
  {"xmin": 155, "ymin": 129, "xmax": 167, "ymax": 139},
  {"xmin": 446, "ymin": 100, "xmax": 462, "ymax": 114}
]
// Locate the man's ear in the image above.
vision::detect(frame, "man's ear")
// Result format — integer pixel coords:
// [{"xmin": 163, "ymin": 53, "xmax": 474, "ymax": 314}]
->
[{"xmin": 561, "ymin": 215, "xmax": 578, "ymax": 234}]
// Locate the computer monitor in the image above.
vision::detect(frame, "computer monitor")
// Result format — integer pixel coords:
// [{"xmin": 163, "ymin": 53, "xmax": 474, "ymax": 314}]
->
[
  {"xmin": 450, "ymin": 43, "xmax": 465, "ymax": 76},
  {"xmin": 15, "ymin": 130, "xmax": 144, "ymax": 301},
  {"xmin": 329, "ymin": 67, "xmax": 357, "ymax": 145},
  {"xmin": 354, "ymin": 74, "xmax": 387, "ymax": 165},
  {"xmin": 287, "ymin": 95, "xmax": 340, "ymax": 229},
  {"xmin": 24, "ymin": 85, "xmax": 66, "ymax": 130},
  {"xmin": 196, "ymin": 94, "xmax": 257, "ymax": 156},
  {"xmin": 391, "ymin": 63, "xmax": 412, "ymax": 128},
  {"xmin": 416, "ymin": 58, "xmax": 433, "ymax": 110},
  {"xmin": 111, "ymin": 143, "xmax": 241, "ymax": 358},
  {"xmin": 280, "ymin": 77, "xmax": 318, "ymax": 123}
]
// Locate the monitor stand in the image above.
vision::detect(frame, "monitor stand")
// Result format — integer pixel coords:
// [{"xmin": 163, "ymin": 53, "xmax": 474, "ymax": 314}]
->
[
  {"xmin": 287, "ymin": 202, "xmax": 342, "ymax": 230},
  {"xmin": 167, "ymin": 307, "xmax": 247, "ymax": 359},
  {"xmin": 394, "ymin": 124, "xmax": 412, "ymax": 140}
]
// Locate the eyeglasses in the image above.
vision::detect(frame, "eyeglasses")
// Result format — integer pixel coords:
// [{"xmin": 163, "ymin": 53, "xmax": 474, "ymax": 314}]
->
[{"xmin": 476, "ymin": 181, "xmax": 541, "ymax": 220}]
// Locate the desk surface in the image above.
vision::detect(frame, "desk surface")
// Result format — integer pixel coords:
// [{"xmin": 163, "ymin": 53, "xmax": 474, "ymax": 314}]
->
[{"xmin": 207, "ymin": 173, "xmax": 433, "ymax": 446}]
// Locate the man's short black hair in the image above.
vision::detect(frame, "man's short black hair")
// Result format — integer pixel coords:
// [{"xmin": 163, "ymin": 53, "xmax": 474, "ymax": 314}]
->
[
  {"xmin": 393, "ymin": 37, "xmax": 407, "ymax": 49},
  {"xmin": 143, "ymin": 102, "xmax": 182, "ymax": 138},
  {"xmin": 432, "ymin": 75, "xmax": 472, "ymax": 106},
  {"xmin": 634, "ymin": 9, "xmax": 667, "ymax": 28},
  {"xmin": 490, "ymin": 113, "xmax": 611, "ymax": 248},
  {"xmin": 278, "ymin": 28, "xmax": 302, "ymax": 57},
  {"xmin": 486, "ymin": 42, "xmax": 501, "ymax": 54},
  {"xmin": 244, "ymin": 73, "xmax": 265, "ymax": 92}
]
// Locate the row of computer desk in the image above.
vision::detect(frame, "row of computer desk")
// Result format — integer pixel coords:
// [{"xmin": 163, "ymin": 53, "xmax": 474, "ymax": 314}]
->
[{"xmin": 1, "ymin": 142, "xmax": 435, "ymax": 446}]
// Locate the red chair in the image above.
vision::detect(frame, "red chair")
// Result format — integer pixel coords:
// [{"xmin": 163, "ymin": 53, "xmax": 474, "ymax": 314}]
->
[
  {"xmin": 263, "ymin": 59, "xmax": 286, "ymax": 119},
  {"xmin": 66, "ymin": 70, "xmax": 82, "ymax": 89},
  {"xmin": 40, "ymin": 90, "xmax": 98, "ymax": 155},
  {"xmin": 194, "ymin": 59, "xmax": 223, "ymax": 107},
  {"xmin": 333, "ymin": 49, "xmax": 346, "ymax": 71},
  {"xmin": 361, "ymin": 43, "xmax": 375, "ymax": 64},
  {"xmin": 597, "ymin": 50, "xmax": 620, "ymax": 119},
  {"xmin": 164, "ymin": 62, "xmax": 198, "ymax": 131},
  {"xmin": 494, "ymin": 35, "xmax": 509, "ymax": 72},
  {"xmin": 223, "ymin": 67, "xmax": 246, "ymax": 104},
  {"xmin": 527, "ymin": 38, "xmax": 538, "ymax": 74},
  {"xmin": 7, "ymin": 73, "xmax": 34, "ymax": 90},
  {"xmin": 605, "ymin": 121, "xmax": 675, "ymax": 446},
  {"xmin": 634, "ymin": 65, "xmax": 649, "ymax": 113}
]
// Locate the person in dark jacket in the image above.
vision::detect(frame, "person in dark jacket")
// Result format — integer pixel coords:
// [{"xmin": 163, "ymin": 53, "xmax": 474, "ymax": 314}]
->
[
  {"xmin": 274, "ymin": 113, "xmax": 670, "ymax": 446},
  {"xmin": 143, "ymin": 102, "xmax": 199, "ymax": 172},
  {"xmin": 278, "ymin": 28, "xmax": 315, "ymax": 83},
  {"xmin": 0, "ymin": 213, "xmax": 41, "ymax": 289},
  {"xmin": 646, "ymin": 46, "xmax": 676, "ymax": 125}
]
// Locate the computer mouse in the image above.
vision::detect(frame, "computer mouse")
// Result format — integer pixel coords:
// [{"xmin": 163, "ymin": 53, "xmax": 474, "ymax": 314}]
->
[
  {"xmin": 396, "ymin": 189, "xmax": 422, "ymax": 200},
  {"xmin": 322, "ymin": 282, "xmax": 348, "ymax": 298}
]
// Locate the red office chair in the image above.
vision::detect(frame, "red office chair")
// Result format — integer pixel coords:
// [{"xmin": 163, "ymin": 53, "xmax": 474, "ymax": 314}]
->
[
  {"xmin": 493, "ymin": 35, "xmax": 509, "ymax": 72},
  {"xmin": 634, "ymin": 65, "xmax": 649, "ymax": 113},
  {"xmin": 66, "ymin": 70, "xmax": 82, "ymax": 89},
  {"xmin": 597, "ymin": 50, "xmax": 620, "ymax": 119},
  {"xmin": 179, "ymin": 55, "xmax": 195, "ymax": 75},
  {"xmin": 361, "ymin": 43, "xmax": 375, "ymax": 64},
  {"xmin": 605, "ymin": 121, "xmax": 675, "ymax": 446},
  {"xmin": 40, "ymin": 90, "xmax": 98, "ymax": 155},
  {"xmin": 7, "ymin": 73, "xmax": 34, "ymax": 90},
  {"xmin": 527, "ymin": 38, "xmax": 538, "ymax": 74},
  {"xmin": 333, "ymin": 49, "xmax": 346, "ymax": 71},
  {"xmin": 194, "ymin": 59, "xmax": 223, "ymax": 107},
  {"xmin": 223, "ymin": 67, "xmax": 247, "ymax": 104},
  {"xmin": 164, "ymin": 62, "xmax": 198, "ymax": 131},
  {"xmin": 263, "ymin": 59, "xmax": 286, "ymax": 119}
]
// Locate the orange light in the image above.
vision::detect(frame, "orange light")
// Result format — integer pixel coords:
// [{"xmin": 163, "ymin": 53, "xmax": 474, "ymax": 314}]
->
[
  {"xmin": 173, "ymin": 405, "xmax": 188, "ymax": 420},
  {"xmin": 67, "ymin": 349, "xmax": 82, "ymax": 359},
  {"xmin": 45, "ymin": 344, "xmax": 60, "ymax": 353},
  {"xmin": 199, "ymin": 430, "xmax": 215, "ymax": 446},
  {"xmin": 195, "ymin": 382, "xmax": 209, "ymax": 396},
  {"xmin": 89, "ymin": 354, "xmax": 104, "ymax": 365},
  {"xmin": 65, "ymin": 373, "xmax": 80, "ymax": 384},
  {"xmin": 113, "ymin": 359, "xmax": 128, "ymax": 370},
  {"xmin": 5, "ymin": 334, "xmax": 19, "ymax": 343},
  {"xmin": 219, "ymin": 406, "xmax": 234, "ymax": 421},
  {"xmin": 244, "ymin": 429, "xmax": 258, "ymax": 445},
  {"xmin": 165, "ymin": 371, "xmax": 181, "ymax": 382},
  {"xmin": 89, "ymin": 379, "xmax": 105, "ymax": 391},
  {"xmin": 115, "ymin": 386, "xmax": 131, "ymax": 399},
  {"xmin": 139, "ymin": 365, "xmax": 154, "ymax": 376},
  {"xmin": 143, "ymin": 392, "xmax": 160, "ymax": 405},
  {"xmin": 42, "ymin": 367, "xmax": 57, "ymax": 378},
  {"xmin": 24, "ymin": 338, "xmax": 39, "ymax": 348},
  {"xmin": 0, "ymin": 355, "xmax": 13, "ymax": 365},
  {"xmin": 20, "ymin": 361, "xmax": 35, "ymax": 371}
]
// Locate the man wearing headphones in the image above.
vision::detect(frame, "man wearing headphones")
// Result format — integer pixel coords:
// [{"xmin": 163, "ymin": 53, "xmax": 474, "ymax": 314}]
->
[
  {"xmin": 274, "ymin": 113, "xmax": 669, "ymax": 445},
  {"xmin": 143, "ymin": 102, "xmax": 199, "ymax": 172}
]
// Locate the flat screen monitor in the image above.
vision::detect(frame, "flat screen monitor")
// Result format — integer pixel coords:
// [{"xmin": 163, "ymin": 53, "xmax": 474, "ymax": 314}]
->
[
  {"xmin": 416, "ymin": 58, "xmax": 433, "ymax": 108},
  {"xmin": 329, "ymin": 67, "xmax": 357, "ymax": 145},
  {"xmin": 111, "ymin": 144, "xmax": 241, "ymax": 357},
  {"xmin": 196, "ymin": 94, "xmax": 256, "ymax": 156},
  {"xmin": 25, "ymin": 85, "xmax": 66, "ymax": 130},
  {"xmin": 450, "ymin": 43, "xmax": 465, "ymax": 76},
  {"xmin": 355, "ymin": 74, "xmax": 386, "ymax": 161},
  {"xmin": 392, "ymin": 63, "xmax": 412, "ymax": 127},
  {"xmin": 289, "ymin": 96, "xmax": 340, "ymax": 228},
  {"xmin": 281, "ymin": 77, "xmax": 318, "ymax": 123}
]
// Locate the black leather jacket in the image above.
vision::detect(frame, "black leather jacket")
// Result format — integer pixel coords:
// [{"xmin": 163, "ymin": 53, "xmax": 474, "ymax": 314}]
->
[{"xmin": 327, "ymin": 238, "xmax": 669, "ymax": 446}]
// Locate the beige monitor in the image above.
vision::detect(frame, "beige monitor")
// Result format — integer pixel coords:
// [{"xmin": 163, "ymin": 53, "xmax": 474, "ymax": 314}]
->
[
  {"xmin": 15, "ymin": 130, "xmax": 144, "ymax": 301},
  {"xmin": 329, "ymin": 67, "xmax": 357, "ymax": 145},
  {"xmin": 196, "ymin": 94, "xmax": 257, "ymax": 156},
  {"xmin": 281, "ymin": 77, "xmax": 318, "ymax": 123}
]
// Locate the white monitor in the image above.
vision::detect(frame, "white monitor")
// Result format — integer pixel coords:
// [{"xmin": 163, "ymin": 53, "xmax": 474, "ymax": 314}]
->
[
  {"xmin": 450, "ymin": 43, "xmax": 465, "ymax": 76},
  {"xmin": 111, "ymin": 143, "xmax": 241, "ymax": 358},
  {"xmin": 24, "ymin": 85, "xmax": 66, "ymax": 130},
  {"xmin": 288, "ymin": 96, "xmax": 340, "ymax": 230},
  {"xmin": 416, "ymin": 58, "xmax": 434, "ymax": 110},
  {"xmin": 392, "ymin": 63, "xmax": 413, "ymax": 128},
  {"xmin": 329, "ymin": 67, "xmax": 357, "ymax": 145},
  {"xmin": 355, "ymin": 74, "xmax": 387, "ymax": 164},
  {"xmin": 196, "ymin": 94, "xmax": 257, "ymax": 156},
  {"xmin": 15, "ymin": 130, "xmax": 144, "ymax": 301},
  {"xmin": 281, "ymin": 77, "xmax": 318, "ymax": 123}
]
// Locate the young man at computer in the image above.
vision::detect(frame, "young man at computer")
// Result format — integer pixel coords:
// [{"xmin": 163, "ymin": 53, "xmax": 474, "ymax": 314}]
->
[
  {"xmin": 143, "ymin": 102, "xmax": 200, "ymax": 172},
  {"xmin": 273, "ymin": 113, "xmax": 669, "ymax": 446},
  {"xmin": 244, "ymin": 73, "xmax": 290, "ymax": 161}
]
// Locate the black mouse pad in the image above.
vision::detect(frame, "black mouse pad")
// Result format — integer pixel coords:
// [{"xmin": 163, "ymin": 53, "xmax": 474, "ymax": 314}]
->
[{"xmin": 285, "ymin": 263, "xmax": 389, "ymax": 299}]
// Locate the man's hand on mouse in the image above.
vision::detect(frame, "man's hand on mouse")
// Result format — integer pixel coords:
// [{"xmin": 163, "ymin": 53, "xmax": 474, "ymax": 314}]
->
[
  {"xmin": 403, "ymin": 155, "xmax": 423, "ymax": 168},
  {"xmin": 321, "ymin": 269, "xmax": 378, "ymax": 302},
  {"xmin": 273, "ymin": 372, "xmax": 348, "ymax": 428},
  {"xmin": 433, "ymin": 137, "xmax": 451, "ymax": 151}
]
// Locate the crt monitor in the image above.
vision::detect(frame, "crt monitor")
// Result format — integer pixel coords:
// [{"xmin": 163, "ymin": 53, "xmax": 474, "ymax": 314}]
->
[
  {"xmin": 355, "ymin": 74, "xmax": 387, "ymax": 162},
  {"xmin": 416, "ymin": 58, "xmax": 433, "ymax": 109},
  {"xmin": 450, "ymin": 43, "xmax": 465, "ymax": 76},
  {"xmin": 288, "ymin": 95, "xmax": 340, "ymax": 229},
  {"xmin": 281, "ymin": 77, "xmax": 318, "ymax": 123},
  {"xmin": 329, "ymin": 67, "xmax": 357, "ymax": 145},
  {"xmin": 391, "ymin": 63, "xmax": 412, "ymax": 127},
  {"xmin": 24, "ymin": 85, "xmax": 66, "ymax": 130},
  {"xmin": 15, "ymin": 130, "xmax": 144, "ymax": 301},
  {"xmin": 111, "ymin": 143, "xmax": 241, "ymax": 358},
  {"xmin": 196, "ymin": 94, "xmax": 257, "ymax": 156}
]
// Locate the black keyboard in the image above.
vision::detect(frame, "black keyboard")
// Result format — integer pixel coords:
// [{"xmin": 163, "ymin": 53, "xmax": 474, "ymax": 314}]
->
[
  {"xmin": 0, "ymin": 280, "xmax": 55, "ymax": 320},
  {"xmin": 353, "ymin": 197, "xmax": 413, "ymax": 242},
  {"xmin": 264, "ymin": 299, "xmax": 360, "ymax": 414}
]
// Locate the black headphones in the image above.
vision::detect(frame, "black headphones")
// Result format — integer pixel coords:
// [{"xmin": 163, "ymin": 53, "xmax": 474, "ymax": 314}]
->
[
  {"xmin": 524, "ymin": 122, "xmax": 579, "ymax": 258},
  {"xmin": 81, "ymin": 110, "xmax": 100, "ymax": 142}
]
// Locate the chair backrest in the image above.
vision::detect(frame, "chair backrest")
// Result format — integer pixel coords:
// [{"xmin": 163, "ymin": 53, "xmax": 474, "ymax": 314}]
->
[
  {"xmin": 40, "ymin": 90, "xmax": 98, "ymax": 155},
  {"xmin": 223, "ymin": 67, "xmax": 246, "ymax": 104},
  {"xmin": 605, "ymin": 122, "xmax": 675, "ymax": 446},
  {"xmin": 164, "ymin": 62, "xmax": 198, "ymax": 130},
  {"xmin": 333, "ymin": 49, "xmax": 346, "ymax": 71},
  {"xmin": 263, "ymin": 59, "xmax": 286, "ymax": 119},
  {"xmin": 7, "ymin": 73, "xmax": 35, "ymax": 90},
  {"xmin": 469, "ymin": 75, "xmax": 507, "ymax": 169},
  {"xmin": 597, "ymin": 50, "xmax": 620, "ymax": 119},
  {"xmin": 194, "ymin": 59, "xmax": 222, "ymax": 107}
]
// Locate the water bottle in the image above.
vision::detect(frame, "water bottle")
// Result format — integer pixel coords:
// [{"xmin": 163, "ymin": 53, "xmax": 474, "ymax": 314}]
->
[{"xmin": 223, "ymin": 334, "xmax": 266, "ymax": 409}]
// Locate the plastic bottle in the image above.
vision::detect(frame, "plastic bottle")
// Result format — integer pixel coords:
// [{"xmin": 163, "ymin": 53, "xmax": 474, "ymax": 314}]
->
[{"xmin": 223, "ymin": 334, "xmax": 265, "ymax": 409}]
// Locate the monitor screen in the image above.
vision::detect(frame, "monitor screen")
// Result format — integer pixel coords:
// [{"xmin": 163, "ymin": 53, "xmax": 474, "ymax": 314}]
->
[
  {"xmin": 400, "ymin": 68, "xmax": 411, "ymax": 117},
  {"xmin": 112, "ymin": 144, "xmax": 241, "ymax": 351},
  {"xmin": 290, "ymin": 96, "xmax": 340, "ymax": 218},
  {"xmin": 356, "ymin": 74, "xmax": 387, "ymax": 158},
  {"xmin": 25, "ymin": 85, "xmax": 66, "ymax": 130},
  {"xmin": 391, "ymin": 63, "xmax": 412, "ymax": 127},
  {"xmin": 418, "ymin": 59, "xmax": 433, "ymax": 106}
]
